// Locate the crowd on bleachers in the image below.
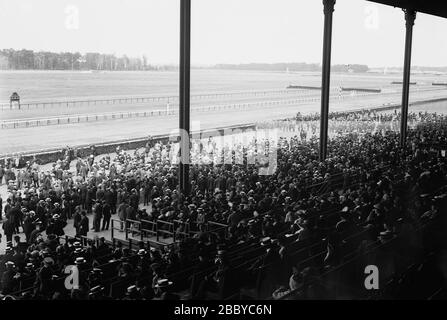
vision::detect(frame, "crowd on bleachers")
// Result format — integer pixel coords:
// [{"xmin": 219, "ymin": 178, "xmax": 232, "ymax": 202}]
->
[{"xmin": 0, "ymin": 110, "xmax": 446, "ymax": 300}]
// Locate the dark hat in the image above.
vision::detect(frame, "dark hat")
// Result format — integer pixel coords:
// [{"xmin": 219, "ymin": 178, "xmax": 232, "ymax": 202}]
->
[
  {"xmin": 47, "ymin": 234, "xmax": 57, "ymax": 240},
  {"xmin": 150, "ymin": 262, "xmax": 162, "ymax": 271}
]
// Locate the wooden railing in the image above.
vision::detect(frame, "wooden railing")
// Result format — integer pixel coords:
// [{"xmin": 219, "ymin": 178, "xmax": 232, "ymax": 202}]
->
[
  {"xmin": 0, "ymin": 90, "xmax": 386, "ymax": 129},
  {"xmin": 0, "ymin": 88, "xmax": 319, "ymax": 111},
  {"xmin": 112, "ymin": 218, "xmax": 229, "ymax": 246}
]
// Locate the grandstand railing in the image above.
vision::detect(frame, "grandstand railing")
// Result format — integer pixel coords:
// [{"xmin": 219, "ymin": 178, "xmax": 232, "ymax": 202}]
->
[{"xmin": 113, "ymin": 217, "xmax": 229, "ymax": 246}]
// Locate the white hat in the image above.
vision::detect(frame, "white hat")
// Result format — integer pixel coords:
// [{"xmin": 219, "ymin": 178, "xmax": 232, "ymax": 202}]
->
[
  {"xmin": 154, "ymin": 279, "xmax": 173, "ymax": 288},
  {"xmin": 75, "ymin": 257, "xmax": 86, "ymax": 264}
]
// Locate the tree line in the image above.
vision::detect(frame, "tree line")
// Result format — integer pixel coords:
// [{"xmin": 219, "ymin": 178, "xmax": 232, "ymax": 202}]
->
[{"xmin": 0, "ymin": 49, "xmax": 171, "ymax": 71}]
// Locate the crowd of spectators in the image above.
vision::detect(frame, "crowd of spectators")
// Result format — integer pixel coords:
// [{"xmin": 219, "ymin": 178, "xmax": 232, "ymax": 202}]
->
[{"xmin": 0, "ymin": 110, "xmax": 446, "ymax": 300}]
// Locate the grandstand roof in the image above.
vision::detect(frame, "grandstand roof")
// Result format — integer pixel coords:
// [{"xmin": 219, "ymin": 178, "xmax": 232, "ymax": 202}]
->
[{"xmin": 367, "ymin": 0, "xmax": 447, "ymax": 19}]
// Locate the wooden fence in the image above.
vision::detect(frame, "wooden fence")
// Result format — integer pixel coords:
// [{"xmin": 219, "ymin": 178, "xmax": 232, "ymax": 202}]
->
[{"xmin": 0, "ymin": 91, "xmax": 381, "ymax": 129}]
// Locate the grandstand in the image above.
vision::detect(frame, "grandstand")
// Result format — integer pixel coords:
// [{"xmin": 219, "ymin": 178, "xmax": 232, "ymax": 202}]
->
[{"xmin": 1, "ymin": 0, "xmax": 447, "ymax": 302}]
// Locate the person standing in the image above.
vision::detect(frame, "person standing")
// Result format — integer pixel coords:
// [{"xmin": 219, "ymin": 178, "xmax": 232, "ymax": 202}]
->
[
  {"xmin": 28, "ymin": 221, "xmax": 43, "ymax": 244},
  {"xmin": 73, "ymin": 206, "xmax": 82, "ymax": 237},
  {"xmin": 118, "ymin": 201, "xmax": 128, "ymax": 231},
  {"xmin": 32, "ymin": 169, "xmax": 39, "ymax": 188},
  {"xmin": 92, "ymin": 200, "xmax": 103, "ymax": 232},
  {"xmin": 2, "ymin": 217, "xmax": 15, "ymax": 242},
  {"xmin": 0, "ymin": 164, "xmax": 5, "ymax": 186},
  {"xmin": 8, "ymin": 203, "xmax": 21, "ymax": 234},
  {"xmin": 101, "ymin": 201, "xmax": 111, "ymax": 231},
  {"xmin": 34, "ymin": 257, "xmax": 55, "ymax": 299},
  {"xmin": 3, "ymin": 198, "xmax": 12, "ymax": 221},
  {"xmin": 22, "ymin": 212, "xmax": 35, "ymax": 243},
  {"xmin": 79, "ymin": 210, "xmax": 89, "ymax": 237},
  {"xmin": 1, "ymin": 261, "xmax": 18, "ymax": 295}
]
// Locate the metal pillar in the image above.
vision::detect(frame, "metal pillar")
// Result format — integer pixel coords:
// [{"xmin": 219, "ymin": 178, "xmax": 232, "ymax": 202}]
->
[
  {"xmin": 179, "ymin": 0, "xmax": 191, "ymax": 196},
  {"xmin": 400, "ymin": 9, "xmax": 416, "ymax": 148},
  {"xmin": 319, "ymin": 0, "xmax": 335, "ymax": 161}
]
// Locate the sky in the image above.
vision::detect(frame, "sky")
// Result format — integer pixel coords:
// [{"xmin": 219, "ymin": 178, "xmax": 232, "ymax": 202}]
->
[{"xmin": 0, "ymin": 0, "xmax": 446, "ymax": 67}]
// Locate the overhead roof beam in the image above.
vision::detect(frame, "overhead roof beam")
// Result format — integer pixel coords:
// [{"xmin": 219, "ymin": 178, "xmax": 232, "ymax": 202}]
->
[{"xmin": 366, "ymin": 0, "xmax": 447, "ymax": 19}]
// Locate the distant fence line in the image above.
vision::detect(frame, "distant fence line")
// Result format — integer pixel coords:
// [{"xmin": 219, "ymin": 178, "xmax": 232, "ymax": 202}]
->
[
  {"xmin": 0, "ymin": 88, "xmax": 328, "ymax": 111},
  {"xmin": 1, "ymin": 86, "xmax": 444, "ymax": 111},
  {"xmin": 0, "ymin": 91, "xmax": 381, "ymax": 130}
]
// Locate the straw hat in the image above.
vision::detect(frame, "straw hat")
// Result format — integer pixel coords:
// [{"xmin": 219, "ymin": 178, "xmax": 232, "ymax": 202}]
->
[{"xmin": 154, "ymin": 279, "xmax": 173, "ymax": 288}]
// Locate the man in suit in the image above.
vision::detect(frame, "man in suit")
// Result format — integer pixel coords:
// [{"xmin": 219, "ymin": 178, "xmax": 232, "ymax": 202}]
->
[
  {"xmin": 2, "ymin": 217, "xmax": 15, "ymax": 243},
  {"xmin": 28, "ymin": 221, "xmax": 43, "ymax": 244},
  {"xmin": 73, "ymin": 206, "xmax": 82, "ymax": 236},
  {"xmin": 118, "ymin": 201, "xmax": 128, "ymax": 231},
  {"xmin": 101, "ymin": 200, "xmax": 111, "ymax": 231},
  {"xmin": 22, "ymin": 211, "xmax": 35, "ymax": 243},
  {"xmin": 34, "ymin": 257, "xmax": 55, "ymax": 299},
  {"xmin": 0, "ymin": 164, "xmax": 4, "ymax": 186},
  {"xmin": 1, "ymin": 261, "xmax": 18, "ymax": 295},
  {"xmin": 92, "ymin": 200, "xmax": 103, "ymax": 232},
  {"xmin": 79, "ymin": 211, "xmax": 89, "ymax": 237},
  {"xmin": 8, "ymin": 203, "xmax": 21, "ymax": 234},
  {"xmin": 3, "ymin": 198, "xmax": 12, "ymax": 222}
]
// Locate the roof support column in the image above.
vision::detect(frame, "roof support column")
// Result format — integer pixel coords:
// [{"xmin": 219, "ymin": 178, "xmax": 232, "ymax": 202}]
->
[
  {"xmin": 400, "ymin": 9, "xmax": 416, "ymax": 149},
  {"xmin": 179, "ymin": 0, "xmax": 191, "ymax": 196},
  {"xmin": 319, "ymin": 0, "xmax": 335, "ymax": 161}
]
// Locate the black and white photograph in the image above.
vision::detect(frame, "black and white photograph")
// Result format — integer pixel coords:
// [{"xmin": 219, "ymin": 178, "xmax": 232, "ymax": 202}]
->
[{"xmin": 1, "ymin": 0, "xmax": 447, "ymax": 311}]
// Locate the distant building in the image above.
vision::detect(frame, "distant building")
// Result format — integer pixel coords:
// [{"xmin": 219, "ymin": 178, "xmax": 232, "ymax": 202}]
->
[{"xmin": 10, "ymin": 92, "xmax": 20, "ymax": 109}]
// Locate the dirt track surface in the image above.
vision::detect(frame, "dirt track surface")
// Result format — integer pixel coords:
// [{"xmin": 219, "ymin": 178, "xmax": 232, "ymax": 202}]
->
[{"xmin": 1, "ymin": 87, "xmax": 447, "ymax": 155}]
